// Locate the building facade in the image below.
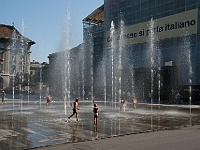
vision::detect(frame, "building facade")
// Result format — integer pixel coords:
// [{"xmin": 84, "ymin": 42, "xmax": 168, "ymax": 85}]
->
[
  {"xmin": 0, "ymin": 24, "xmax": 35, "ymax": 90},
  {"xmin": 86, "ymin": 0, "xmax": 200, "ymax": 104},
  {"xmin": 83, "ymin": 5, "xmax": 104, "ymax": 99},
  {"xmin": 48, "ymin": 44, "xmax": 83, "ymax": 99},
  {"xmin": 46, "ymin": 0, "xmax": 200, "ymax": 103}
]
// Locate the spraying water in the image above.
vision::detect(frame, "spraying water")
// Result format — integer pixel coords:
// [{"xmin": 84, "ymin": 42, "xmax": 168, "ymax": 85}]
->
[
  {"xmin": 89, "ymin": 32, "xmax": 94, "ymax": 104},
  {"xmin": 148, "ymin": 18, "xmax": 155, "ymax": 109},
  {"xmin": 180, "ymin": 30, "xmax": 193, "ymax": 125},
  {"xmin": 62, "ymin": 10, "xmax": 71, "ymax": 115},
  {"xmin": 147, "ymin": 18, "xmax": 161, "ymax": 106},
  {"xmin": 81, "ymin": 46, "xmax": 85, "ymax": 100},
  {"xmin": 110, "ymin": 21, "xmax": 115, "ymax": 109},
  {"xmin": 11, "ymin": 26, "xmax": 17, "ymax": 112},
  {"xmin": 117, "ymin": 20, "xmax": 124, "ymax": 108},
  {"xmin": 20, "ymin": 19, "xmax": 25, "ymax": 112}
]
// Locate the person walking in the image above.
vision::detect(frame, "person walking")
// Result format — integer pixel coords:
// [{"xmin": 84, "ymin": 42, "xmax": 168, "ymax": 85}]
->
[{"xmin": 67, "ymin": 98, "xmax": 79, "ymax": 122}]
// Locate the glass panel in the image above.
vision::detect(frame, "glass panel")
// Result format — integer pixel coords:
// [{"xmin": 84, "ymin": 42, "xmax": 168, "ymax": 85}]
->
[{"xmin": 141, "ymin": 0, "xmax": 149, "ymax": 10}]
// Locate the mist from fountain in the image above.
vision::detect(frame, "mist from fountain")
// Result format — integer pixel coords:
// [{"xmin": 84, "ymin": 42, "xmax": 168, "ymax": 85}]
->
[
  {"xmin": 62, "ymin": 10, "xmax": 71, "ymax": 115},
  {"xmin": 1, "ymin": 13, "xmax": 199, "ymax": 150},
  {"xmin": 53, "ymin": 10, "xmax": 71, "ymax": 115},
  {"xmin": 117, "ymin": 20, "xmax": 124, "ymax": 108},
  {"xmin": 88, "ymin": 32, "xmax": 94, "ymax": 104},
  {"xmin": 110, "ymin": 21, "xmax": 116, "ymax": 109},
  {"xmin": 179, "ymin": 30, "xmax": 193, "ymax": 125},
  {"xmin": 20, "ymin": 19, "xmax": 26, "ymax": 112},
  {"xmin": 94, "ymin": 57, "xmax": 105, "ymax": 104},
  {"xmin": 80, "ymin": 45, "xmax": 85, "ymax": 100},
  {"xmin": 146, "ymin": 18, "xmax": 161, "ymax": 107},
  {"xmin": 131, "ymin": 64, "xmax": 136, "ymax": 99},
  {"xmin": 11, "ymin": 26, "xmax": 17, "ymax": 112}
]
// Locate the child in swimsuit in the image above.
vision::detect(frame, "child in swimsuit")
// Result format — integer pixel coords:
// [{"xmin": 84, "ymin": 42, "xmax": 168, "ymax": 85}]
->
[
  {"xmin": 93, "ymin": 103, "xmax": 99, "ymax": 125},
  {"xmin": 68, "ymin": 98, "xmax": 79, "ymax": 122}
]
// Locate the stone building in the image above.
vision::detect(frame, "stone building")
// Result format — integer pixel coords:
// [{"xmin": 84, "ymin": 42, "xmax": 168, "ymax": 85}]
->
[{"xmin": 0, "ymin": 24, "xmax": 35, "ymax": 89}]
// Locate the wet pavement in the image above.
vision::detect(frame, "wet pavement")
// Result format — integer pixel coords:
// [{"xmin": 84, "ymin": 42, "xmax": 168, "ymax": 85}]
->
[{"xmin": 0, "ymin": 100, "xmax": 200, "ymax": 150}]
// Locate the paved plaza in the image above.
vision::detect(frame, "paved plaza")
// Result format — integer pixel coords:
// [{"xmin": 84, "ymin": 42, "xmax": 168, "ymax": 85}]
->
[
  {"xmin": 33, "ymin": 125, "xmax": 200, "ymax": 150},
  {"xmin": 0, "ymin": 99, "xmax": 200, "ymax": 150}
]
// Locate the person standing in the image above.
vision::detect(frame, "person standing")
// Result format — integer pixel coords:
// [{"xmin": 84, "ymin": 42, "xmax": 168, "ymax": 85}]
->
[
  {"xmin": 93, "ymin": 103, "xmax": 99, "ymax": 125},
  {"xmin": 68, "ymin": 98, "xmax": 79, "ymax": 122},
  {"xmin": 132, "ymin": 97, "xmax": 137, "ymax": 110},
  {"xmin": 120, "ymin": 99, "xmax": 125, "ymax": 111},
  {"xmin": 46, "ymin": 95, "xmax": 52, "ymax": 108},
  {"xmin": 1, "ymin": 91, "xmax": 6, "ymax": 104}
]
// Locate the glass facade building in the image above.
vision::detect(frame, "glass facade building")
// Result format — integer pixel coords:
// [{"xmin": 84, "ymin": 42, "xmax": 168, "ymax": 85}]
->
[{"xmin": 98, "ymin": 0, "xmax": 200, "ymax": 103}]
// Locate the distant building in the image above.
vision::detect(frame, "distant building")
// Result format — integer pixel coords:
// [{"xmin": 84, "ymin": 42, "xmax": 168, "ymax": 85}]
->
[
  {"xmin": 0, "ymin": 24, "xmax": 35, "ymax": 89},
  {"xmin": 48, "ymin": 44, "xmax": 83, "ymax": 99},
  {"xmin": 30, "ymin": 60, "xmax": 48, "ymax": 94},
  {"xmin": 30, "ymin": 60, "xmax": 41, "ymax": 77},
  {"xmin": 30, "ymin": 60, "xmax": 48, "ymax": 82},
  {"xmin": 41, "ymin": 62, "xmax": 49, "ymax": 85},
  {"xmin": 46, "ymin": 6, "xmax": 104, "ymax": 100},
  {"xmin": 82, "ymin": 5, "xmax": 104, "ymax": 99}
]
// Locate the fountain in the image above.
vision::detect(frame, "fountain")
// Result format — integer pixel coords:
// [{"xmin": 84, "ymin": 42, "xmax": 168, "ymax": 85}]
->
[
  {"xmin": 0, "ymin": 10, "xmax": 199, "ymax": 150},
  {"xmin": 11, "ymin": 26, "xmax": 17, "ymax": 112},
  {"xmin": 110, "ymin": 21, "xmax": 115, "ymax": 109},
  {"xmin": 58, "ymin": 10, "xmax": 71, "ymax": 115},
  {"xmin": 10, "ymin": 20, "xmax": 27, "ymax": 112},
  {"xmin": 179, "ymin": 29, "xmax": 193, "ymax": 125},
  {"xmin": 146, "ymin": 18, "xmax": 162, "ymax": 110}
]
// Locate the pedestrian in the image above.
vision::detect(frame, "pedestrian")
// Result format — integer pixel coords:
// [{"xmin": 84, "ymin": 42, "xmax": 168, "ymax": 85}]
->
[
  {"xmin": 1, "ymin": 91, "xmax": 6, "ymax": 104},
  {"xmin": 67, "ymin": 98, "xmax": 79, "ymax": 122},
  {"xmin": 132, "ymin": 97, "xmax": 137, "ymax": 110},
  {"xmin": 120, "ymin": 99, "xmax": 125, "ymax": 111},
  {"xmin": 93, "ymin": 103, "xmax": 99, "ymax": 125},
  {"xmin": 46, "ymin": 95, "xmax": 52, "ymax": 108}
]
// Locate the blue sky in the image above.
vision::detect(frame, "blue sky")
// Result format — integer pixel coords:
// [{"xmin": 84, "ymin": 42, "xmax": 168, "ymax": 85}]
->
[{"xmin": 0, "ymin": 0, "xmax": 104, "ymax": 62}]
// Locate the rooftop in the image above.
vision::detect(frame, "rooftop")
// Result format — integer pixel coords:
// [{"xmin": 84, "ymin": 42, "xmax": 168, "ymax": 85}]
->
[
  {"xmin": 82, "ymin": 5, "xmax": 104, "ymax": 24},
  {"xmin": 0, "ymin": 24, "xmax": 35, "ymax": 45}
]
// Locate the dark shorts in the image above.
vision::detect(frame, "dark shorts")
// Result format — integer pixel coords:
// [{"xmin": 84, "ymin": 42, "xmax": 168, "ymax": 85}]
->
[{"xmin": 73, "ymin": 108, "xmax": 77, "ymax": 113}]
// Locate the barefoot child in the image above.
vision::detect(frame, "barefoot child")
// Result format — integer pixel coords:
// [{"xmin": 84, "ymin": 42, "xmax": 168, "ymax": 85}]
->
[
  {"xmin": 46, "ymin": 95, "xmax": 52, "ymax": 108},
  {"xmin": 68, "ymin": 98, "xmax": 79, "ymax": 122},
  {"xmin": 93, "ymin": 103, "xmax": 99, "ymax": 125}
]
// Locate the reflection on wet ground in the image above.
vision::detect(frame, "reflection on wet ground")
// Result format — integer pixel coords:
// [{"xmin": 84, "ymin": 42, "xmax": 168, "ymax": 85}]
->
[{"xmin": 0, "ymin": 100, "xmax": 200, "ymax": 149}]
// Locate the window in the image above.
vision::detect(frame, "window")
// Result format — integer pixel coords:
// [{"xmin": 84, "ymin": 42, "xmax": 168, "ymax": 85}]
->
[
  {"xmin": 141, "ymin": 0, "xmax": 149, "ymax": 10},
  {"xmin": 165, "ymin": 1, "xmax": 175, "ymax": 12},
  {"xmin": 157, "ymin": 0, "xmax": 165, "ymax": 5},
  {"xmin": 132, "ymin": 11, "xmax": 140, "ymax": 20},
  {"xmin": 157, "ymin": 4, "xmax": 165, "ymax": 14},
  {"xmin": 176, "ymin": 1, "xmax": 185, "ymax": 9},
  {"xmin": 0, "ymin": 43, "xmax": 4, "ymax": 48}
]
